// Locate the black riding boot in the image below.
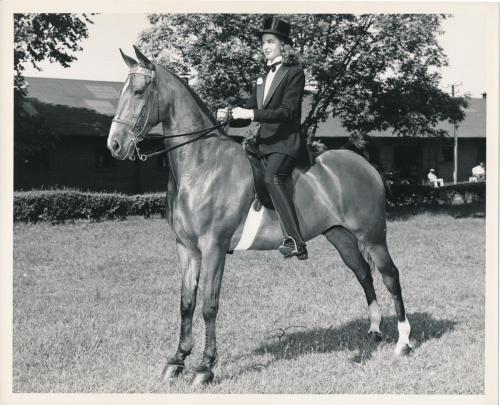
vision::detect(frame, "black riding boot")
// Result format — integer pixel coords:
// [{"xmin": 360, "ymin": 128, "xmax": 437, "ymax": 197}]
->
[{"xmin": 268, "ymin": 177, "xmax": 308, "ymax": 260}]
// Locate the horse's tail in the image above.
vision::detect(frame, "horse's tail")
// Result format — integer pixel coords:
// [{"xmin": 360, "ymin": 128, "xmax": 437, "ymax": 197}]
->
[{"xmin": 340, "ymin": 136, "xmax": 393, "ymax": 200}]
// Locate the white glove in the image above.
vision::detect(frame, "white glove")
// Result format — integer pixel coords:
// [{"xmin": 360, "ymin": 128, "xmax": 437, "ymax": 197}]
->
[
  {"xmin": 232, "ymin": 107, "xmax": 254, "ymax": 120},
  {"xmin": 216, "ymin": 108, "xmax": 229, "ymax": 122}
]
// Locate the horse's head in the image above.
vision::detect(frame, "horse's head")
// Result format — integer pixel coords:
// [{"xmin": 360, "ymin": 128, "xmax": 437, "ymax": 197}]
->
[{"xmin": 107, "ymin": 46, "xmax": 160, "ymax": 160}]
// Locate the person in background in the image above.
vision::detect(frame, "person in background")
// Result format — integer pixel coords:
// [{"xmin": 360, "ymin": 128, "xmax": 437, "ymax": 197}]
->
[
  {"xmin": 471, "ymin": 162, "xmax": 486, "ymax": 181},
  {"xmin": 427, "ymin": 168, "xmax": 444, "ymax": 188}
]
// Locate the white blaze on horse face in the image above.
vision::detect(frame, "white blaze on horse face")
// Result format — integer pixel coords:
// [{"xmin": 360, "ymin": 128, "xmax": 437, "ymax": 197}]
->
[
  {"xmin": 108, "ymin": 68, "xmax": 155, "ymax": 159},
  {"xmin": 118, "ymin": 74, "xmax": 149, "ymax": 120},
  {"xmin": 368, "ymin": 300, "xmax": 382, "ymax": 334}
]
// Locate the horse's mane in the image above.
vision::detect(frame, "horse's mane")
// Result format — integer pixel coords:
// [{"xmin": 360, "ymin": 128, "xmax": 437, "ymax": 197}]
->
[{"xmin": 154, "ymin": 63, "xmax": 218, "ymax": 125}]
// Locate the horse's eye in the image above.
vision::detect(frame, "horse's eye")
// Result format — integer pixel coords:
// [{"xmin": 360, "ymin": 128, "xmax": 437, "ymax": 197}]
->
[{"xmin": 134, "ymin": 88, "xmax": 144, "ymax": 95}]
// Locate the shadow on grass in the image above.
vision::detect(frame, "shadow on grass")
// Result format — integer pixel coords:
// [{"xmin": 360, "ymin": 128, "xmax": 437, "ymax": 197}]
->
[{"xmin": 228, "ymin": 312, "xmax": 456, "ymax": 378}]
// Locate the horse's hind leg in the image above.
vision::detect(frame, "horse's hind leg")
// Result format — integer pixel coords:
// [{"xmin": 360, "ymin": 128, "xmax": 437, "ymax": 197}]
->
[
  {"xmin": 162, "ymin": 242, "xmax": 201, "ymax": 381},
  {"xmin": 323, "ymin": 226, "xmax": 382, "ymax": 341},
  {"xmin": 366, "ymin": 243, "xmax": 412, "ymax": 356}
]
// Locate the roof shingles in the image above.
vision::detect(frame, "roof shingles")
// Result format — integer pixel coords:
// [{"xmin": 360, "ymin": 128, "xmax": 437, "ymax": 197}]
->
[{"xmin": 24, "ymin": 76, "xmax": 486, "ymax": 139}]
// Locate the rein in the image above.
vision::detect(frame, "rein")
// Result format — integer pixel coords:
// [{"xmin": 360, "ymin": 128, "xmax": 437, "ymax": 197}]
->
[
  {"xmin": 132, "ymin": 121, "xmax": 229, "ymax": 161},
  {"xmin": 112, "ymin": 67, "xmax": 229, "ymax": 162}
]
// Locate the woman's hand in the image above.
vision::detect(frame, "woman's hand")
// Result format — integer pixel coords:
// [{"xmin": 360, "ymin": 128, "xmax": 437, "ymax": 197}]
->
[
  {"xmin": 232, "ymin": 107, "xmax": 254, "ymax": 120},
  {"xmin": 216, "ymin": 108, "xmax": 229, "ymax": 122}
]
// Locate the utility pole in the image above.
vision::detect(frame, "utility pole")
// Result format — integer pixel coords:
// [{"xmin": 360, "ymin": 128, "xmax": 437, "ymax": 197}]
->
[{"xmin": 451, "ymin": 84, "xmax": 461, "ymax": 185}]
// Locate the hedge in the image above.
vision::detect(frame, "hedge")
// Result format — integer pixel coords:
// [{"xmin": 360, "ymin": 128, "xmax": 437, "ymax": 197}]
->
[
  {"xmin": 14, "ymin": 182, "xmax": 485, "ymax": 223},
  {"xmin": 14, "ymin": 189, "xmax": 166, "ymax": 223},
  {"xmin": 388, "ymin": 181, "xmax": 486, "ymax": 207}
]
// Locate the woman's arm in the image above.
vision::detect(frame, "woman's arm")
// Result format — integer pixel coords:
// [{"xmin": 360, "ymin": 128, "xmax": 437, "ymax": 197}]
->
[{"xmin": 253, "ymin": 68, "xmax": 305, "ymax": 123}]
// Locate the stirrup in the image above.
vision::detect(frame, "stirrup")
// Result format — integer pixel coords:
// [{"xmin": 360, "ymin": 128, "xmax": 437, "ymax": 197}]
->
[{"xmin": 278, "ymin": 236, "xmax": 308, "ymax": 260}]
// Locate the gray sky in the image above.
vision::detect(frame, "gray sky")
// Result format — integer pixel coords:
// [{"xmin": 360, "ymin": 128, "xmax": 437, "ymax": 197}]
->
[{"xmin": 22, "ymin": 13, "xmax": 488, "ymax": 97}]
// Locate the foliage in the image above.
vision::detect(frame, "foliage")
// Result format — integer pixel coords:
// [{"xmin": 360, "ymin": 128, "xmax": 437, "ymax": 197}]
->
[
  {"xmin": 138, "ymin": 14, "xmax": 467, "ymax": 142},
  {"xmin": 14, "ymin": 184, "xmax": 484, "ymax": 224},
  {"xmin": 13, "ymin": 189, "xmax": 166, "ymax": 223},
  {"xmin": 129, "ymin": 193, "xmax": 166, "ymax": 218},
  {"xmin": 14, "ymin": 13, "xmax": 94, "ymax": 158},
  {"xmin": 388, "ymin": 182, "xmax": 486, "ymax": 207}
]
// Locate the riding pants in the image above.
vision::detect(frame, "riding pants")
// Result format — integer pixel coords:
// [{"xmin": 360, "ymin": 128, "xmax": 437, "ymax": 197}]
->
[{"xmin": 263, "ymin": 153, "xmax": 306, "ymax": 246}]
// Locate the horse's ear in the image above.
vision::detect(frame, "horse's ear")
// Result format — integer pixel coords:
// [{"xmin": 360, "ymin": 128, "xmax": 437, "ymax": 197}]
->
[
  {"xmin": 133, "ymin": 45, "xmax": 154, "ymax": 70},
  {"xmin": 120, "ymin": 48, "xmax": 138, "ymax": 68}
]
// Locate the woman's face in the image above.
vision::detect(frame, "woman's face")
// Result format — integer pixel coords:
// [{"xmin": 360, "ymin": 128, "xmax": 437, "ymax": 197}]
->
[{"xmin": 262, "ymin": 33, "xmax": 282, "ymax": 62}]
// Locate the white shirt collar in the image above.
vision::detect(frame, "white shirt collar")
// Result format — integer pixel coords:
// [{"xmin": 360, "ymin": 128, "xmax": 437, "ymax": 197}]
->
[{"xmin": 267, "ymin": 55, "xmax": 283, "ymax": 66}]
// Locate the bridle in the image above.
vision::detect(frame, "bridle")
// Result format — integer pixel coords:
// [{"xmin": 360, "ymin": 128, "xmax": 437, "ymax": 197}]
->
[{"xmin": 112, "ymin": 66, "xmax": 229, "ymax": 161}]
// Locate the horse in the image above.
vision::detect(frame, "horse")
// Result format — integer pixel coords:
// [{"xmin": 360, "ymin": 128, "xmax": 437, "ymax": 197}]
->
[{"xmin": 107, "ymin": 46, "xmax": 412, "ymax": 386}]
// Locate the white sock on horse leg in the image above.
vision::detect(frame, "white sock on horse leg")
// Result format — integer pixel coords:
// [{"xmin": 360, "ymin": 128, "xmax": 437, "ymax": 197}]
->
[{"xmin": 394, "ymin": 316, "xmax": 412, "ymax": 354}]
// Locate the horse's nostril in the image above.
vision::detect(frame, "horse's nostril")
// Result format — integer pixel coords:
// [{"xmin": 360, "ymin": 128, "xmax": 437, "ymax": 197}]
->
[{"xmin": 112, "ymin": 140, "xmax": 120, "ymax": 152}]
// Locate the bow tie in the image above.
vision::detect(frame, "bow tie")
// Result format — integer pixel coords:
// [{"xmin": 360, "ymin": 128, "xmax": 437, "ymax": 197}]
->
[{"xmin": 267, "ymin": 61, "xmax": 282, "ymax": 72}]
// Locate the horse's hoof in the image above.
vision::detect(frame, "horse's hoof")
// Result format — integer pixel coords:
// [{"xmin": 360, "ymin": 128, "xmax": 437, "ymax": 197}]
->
[
  {"xmin": 161, "ymin": 363, "xmax": 184, "ymax": 382},
  {"xmin": 189, "ymin": 371, "xmax": 214, "ymax": 387},
  {"xmin": 368, "ymin": 331, "xmax": 383, "ymax": 342},
  {"xmin": 394, "ymin": 343, "xmax": 412, "ymax": 356}
]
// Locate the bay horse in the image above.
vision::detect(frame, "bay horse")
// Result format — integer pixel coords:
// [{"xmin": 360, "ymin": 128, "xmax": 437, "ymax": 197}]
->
[{"xmin": 107, "ymin": 46, "xmax": 412, "ymax": 386}]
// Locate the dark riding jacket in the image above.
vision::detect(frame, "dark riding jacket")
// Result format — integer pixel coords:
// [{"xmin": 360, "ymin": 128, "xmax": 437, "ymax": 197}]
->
[{"xmin": 233, "ymin": 64, "xmax": 310, "ymax": 165}]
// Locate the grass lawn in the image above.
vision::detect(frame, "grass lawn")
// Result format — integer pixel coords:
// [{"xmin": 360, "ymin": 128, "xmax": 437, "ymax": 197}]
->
[{"xmin": 13, "ymin": 213, "xmax": 485, "ymax": 394}]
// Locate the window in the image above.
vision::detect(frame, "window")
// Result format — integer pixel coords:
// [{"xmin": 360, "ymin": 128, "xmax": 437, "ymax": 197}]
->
[
  {"xmin": 380, "ymin": 147, "xmax": 393, "ymax": 172},
  {"xmin": 23, "ymin": 149, "xmax": 50, "ymax": 170},
  {"xmin": 441, "ymin": 147, "xmax": 453, "ymax": 162}
]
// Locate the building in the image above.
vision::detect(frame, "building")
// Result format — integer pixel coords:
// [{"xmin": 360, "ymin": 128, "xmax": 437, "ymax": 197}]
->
[
  {"xmin": 14, "ymin": 77, "xmax": 486, "ymax": 193},
  {"xmin": 15, "ymin": 77, "xmax": 168, "ymax": 193}
]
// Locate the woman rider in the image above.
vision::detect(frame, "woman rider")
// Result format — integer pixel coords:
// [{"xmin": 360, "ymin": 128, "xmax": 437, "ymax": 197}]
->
[{"xmin": 217, "ymin": 17, "xmax": 309, "ymax": 260}]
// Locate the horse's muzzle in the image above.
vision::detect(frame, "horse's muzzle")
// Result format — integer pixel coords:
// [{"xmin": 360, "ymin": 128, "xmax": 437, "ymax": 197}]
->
[{"xmin": 107, "ymin": 123, "xmax": 134, "ymax": 160}]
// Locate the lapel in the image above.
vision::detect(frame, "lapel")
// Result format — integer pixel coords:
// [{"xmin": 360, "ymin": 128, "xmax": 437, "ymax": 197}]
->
[
  {"xmin": 256, "ymin": 77, "xmax": 265, "ymax": 109},
  {"xmin": 263, "ymin": 65, "xmax": 290, "ymax": 108}
]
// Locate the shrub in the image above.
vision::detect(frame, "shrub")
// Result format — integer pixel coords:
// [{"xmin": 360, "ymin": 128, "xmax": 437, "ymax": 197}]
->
[
  {"xmin": 388, "ymin": 182, "xmax": 485, "ymax": 207},
  {"xmin": 14, "ymin": 182, "xmax": 485, "ymax": 223},
  {"xmin": 13, "ymin": 189, "xmax": 166, "ymax": 223},
  {"xmin": 129, "ymin": 193, "xmax": 166, "ymax": 218}
]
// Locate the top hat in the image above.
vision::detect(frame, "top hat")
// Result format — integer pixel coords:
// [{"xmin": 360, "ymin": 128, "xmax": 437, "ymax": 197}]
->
[{"xmin": 257, "ymin": 17, "xmax": 292, "ymax": 44}]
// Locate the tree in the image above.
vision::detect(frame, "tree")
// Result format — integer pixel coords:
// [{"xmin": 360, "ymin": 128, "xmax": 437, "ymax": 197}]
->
[
  {"xmin": 138, "ymin": 14, "xmax": 467, "ymax": 142},
  {"xmin": 14, "ymin": 13, "xmax": 94, "ymax": 158}
]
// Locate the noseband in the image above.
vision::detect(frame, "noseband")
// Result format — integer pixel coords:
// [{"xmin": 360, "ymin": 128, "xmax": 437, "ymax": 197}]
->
[{"xmin": 112, "ymin": 66, "xmax": 228, "ymax": 161}]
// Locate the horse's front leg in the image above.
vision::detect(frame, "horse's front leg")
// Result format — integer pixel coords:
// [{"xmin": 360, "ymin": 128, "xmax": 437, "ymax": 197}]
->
[
  {"xmin": 162, "ymin": 241, "xmax": 201, "ymax": 381},
  {"xmin": 190, "ymin": 240, "xmax": 227, "ymax": 386}
]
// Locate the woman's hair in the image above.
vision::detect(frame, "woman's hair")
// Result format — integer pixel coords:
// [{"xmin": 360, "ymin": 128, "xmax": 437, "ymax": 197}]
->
[{"xmin": 280, "ymin": 42, "xmax": 303, "ymax": 67}]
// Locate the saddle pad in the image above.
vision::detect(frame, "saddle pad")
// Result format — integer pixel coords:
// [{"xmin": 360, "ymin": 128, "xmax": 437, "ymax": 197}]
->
[{"xmin": 234, "ymin": 202, "xmax": 266, "ymax": 250}]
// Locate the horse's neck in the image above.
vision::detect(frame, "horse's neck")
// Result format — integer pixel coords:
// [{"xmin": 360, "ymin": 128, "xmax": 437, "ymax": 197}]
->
[{"xmin": 158, "ymin": 71, "xmax": 223, "ymax": 184}]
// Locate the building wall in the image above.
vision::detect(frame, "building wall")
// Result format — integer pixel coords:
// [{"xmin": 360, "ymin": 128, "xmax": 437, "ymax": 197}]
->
[
  {"xmin": 458, "ymin": 138, "xmax": 486, "ymax": 181},
  {"xmin": 15, "ymin": 136, "xmax": 169, "ymax": 194},
  {"xmin": 14, "ymin": 134, "xmax": 486, "ymax": 193}
]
